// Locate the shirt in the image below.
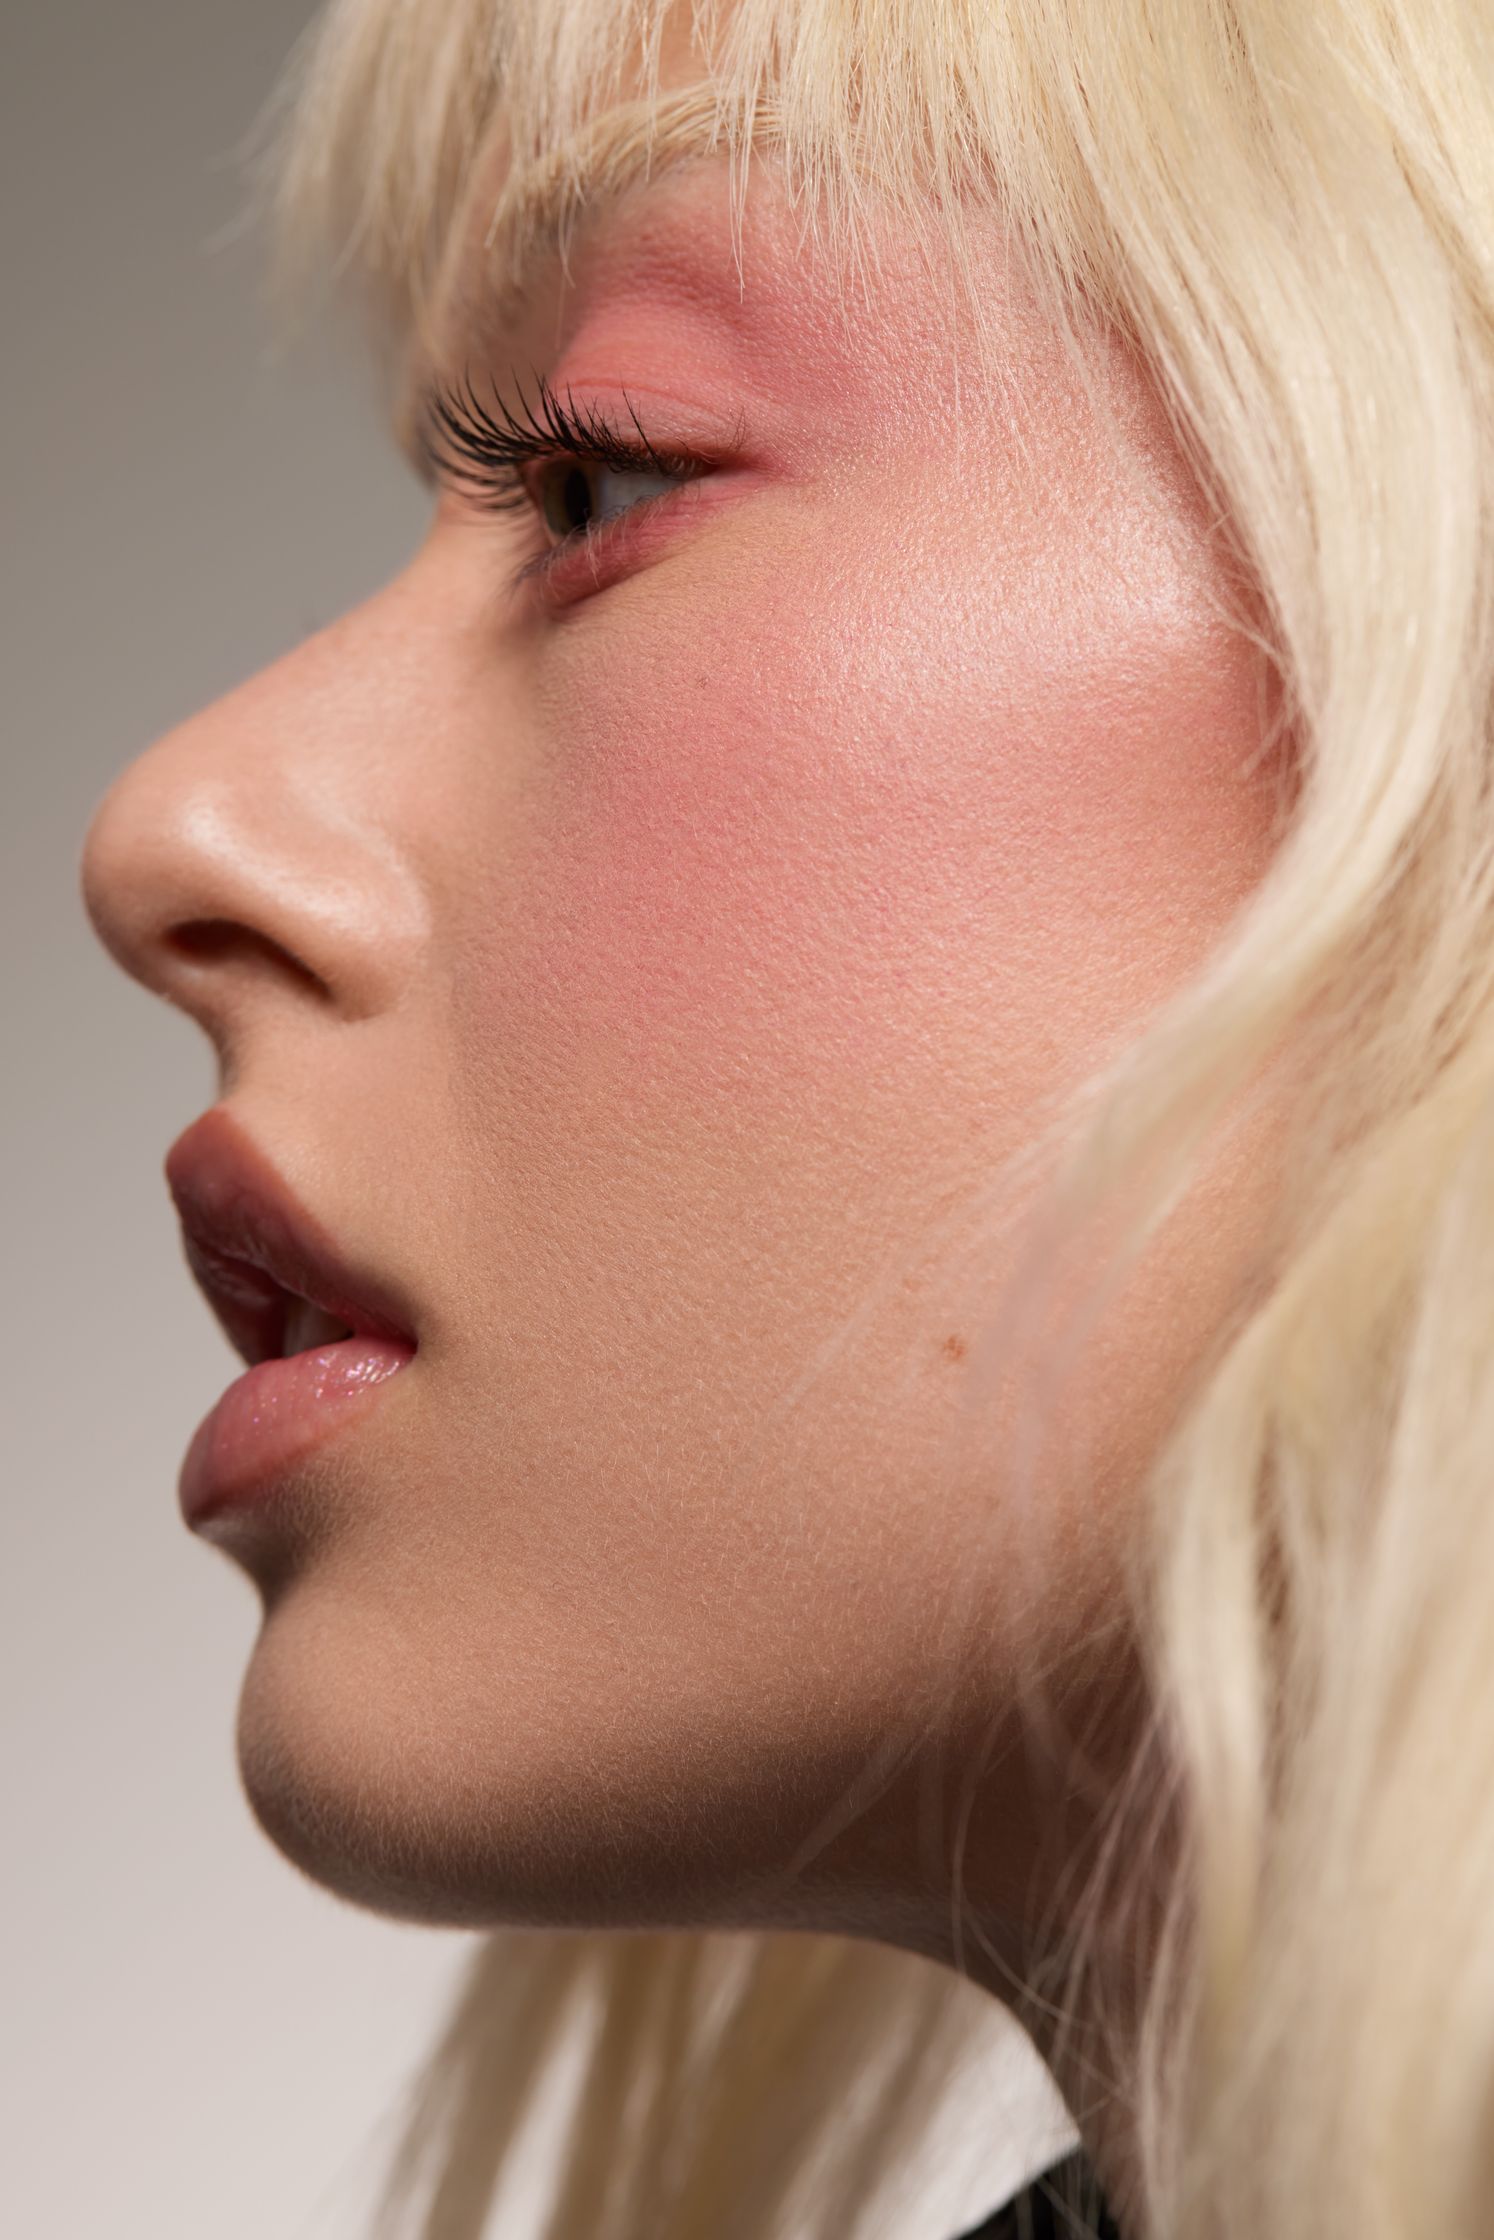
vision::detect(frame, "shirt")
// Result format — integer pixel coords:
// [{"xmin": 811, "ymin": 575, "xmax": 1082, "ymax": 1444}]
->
[{"xmin": 949, "ymin": 2146, "xmax": 1123, "ymax": 2239}]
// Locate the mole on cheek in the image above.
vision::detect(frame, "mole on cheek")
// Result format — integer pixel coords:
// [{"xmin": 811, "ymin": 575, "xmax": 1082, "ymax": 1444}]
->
[{"xmin": 941, "ymin": 1334, "xmax": 969, "ymax": 1363}]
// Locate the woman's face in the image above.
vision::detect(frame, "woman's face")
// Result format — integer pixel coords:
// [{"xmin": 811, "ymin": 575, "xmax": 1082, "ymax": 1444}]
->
[{"xmin": 81, "ymin": 134, "xmax": 1287, "ymax": 1963}]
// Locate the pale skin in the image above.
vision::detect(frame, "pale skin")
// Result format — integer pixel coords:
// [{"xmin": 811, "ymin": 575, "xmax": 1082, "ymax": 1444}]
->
[{"xmin": 81, "ymin": 87, "xmax": 1297, "ymax": 2235}]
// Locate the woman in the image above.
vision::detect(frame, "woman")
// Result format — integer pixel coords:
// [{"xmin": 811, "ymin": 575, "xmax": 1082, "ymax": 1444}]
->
[{"xmin": 79, "ymin": 1, "xmax": 1494, "ymax": 2235}]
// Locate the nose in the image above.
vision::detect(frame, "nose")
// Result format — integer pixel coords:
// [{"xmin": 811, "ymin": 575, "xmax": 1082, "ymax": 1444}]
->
[{"xmin": 80, "ymin": 590, "xmax": 433, "ymax": 1061}]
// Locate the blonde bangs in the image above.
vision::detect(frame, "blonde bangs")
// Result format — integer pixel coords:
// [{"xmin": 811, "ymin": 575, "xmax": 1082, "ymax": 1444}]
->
[{"xmin": 264, "ymin": 0, "xmax": 1271, "ymax": 393}]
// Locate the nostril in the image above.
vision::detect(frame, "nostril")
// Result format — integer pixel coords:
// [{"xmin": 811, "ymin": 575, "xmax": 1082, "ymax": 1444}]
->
[
  {"xmin": 168, "ymin": 920, "xmax": 234, "ymax": 960},
  {"xmin": 166, "ymin": 919, "xmax": 332, "ymax": 1001}
]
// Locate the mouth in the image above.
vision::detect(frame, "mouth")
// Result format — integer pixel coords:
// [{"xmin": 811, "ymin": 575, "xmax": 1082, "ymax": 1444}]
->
[
  {"xmin": 178, "ymin": 1229, "xmax": 368, "ymax": 1367},
  {"xmin": 165, "ymin": 1107, "xmax": 419, "ymax": 1371}
]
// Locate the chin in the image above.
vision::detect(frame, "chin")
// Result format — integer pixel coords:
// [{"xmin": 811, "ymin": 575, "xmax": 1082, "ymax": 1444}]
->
[
  {"xmin": 232, "ymin": 1616, "xmax": 502, "ymax": 1928},
  {"xmin": 227, "ymin": 1578, "xmax": 816, "ymax": 1938}
]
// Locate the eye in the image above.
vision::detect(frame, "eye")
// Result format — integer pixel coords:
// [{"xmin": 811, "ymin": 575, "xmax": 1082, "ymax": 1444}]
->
[
  {"xmin": 414, "ymin": 371, "xmax": 741, "ymax": 603},
  {"xmin": 533, "ymin": 457, "xmax": 685, "ymax": 543}
]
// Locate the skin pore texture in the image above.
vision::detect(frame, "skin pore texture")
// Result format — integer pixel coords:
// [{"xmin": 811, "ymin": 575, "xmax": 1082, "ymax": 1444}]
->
[{"xmin": 82, "ymin": 96, "xmax": 1297, "ymax": 2228}]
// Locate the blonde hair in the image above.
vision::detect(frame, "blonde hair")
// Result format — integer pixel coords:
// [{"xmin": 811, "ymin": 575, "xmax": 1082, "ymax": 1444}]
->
[{"xmin": 263, "ymin": 3, "xmax": 1494, "ymax": 2235}]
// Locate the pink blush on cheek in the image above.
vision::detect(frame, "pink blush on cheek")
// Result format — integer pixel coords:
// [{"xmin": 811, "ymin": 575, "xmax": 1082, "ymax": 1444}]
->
[
  {"xmin": 514, "ymin": 556, "xmax": 1278, "ymax": 1152},
  {"xmin": 540, "ymin": 751, "xmax": 826, "ymax": 1076}
]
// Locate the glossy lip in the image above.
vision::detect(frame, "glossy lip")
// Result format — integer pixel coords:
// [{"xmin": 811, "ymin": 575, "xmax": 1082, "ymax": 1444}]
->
[
  {"xmin": 177, "ymin": 1335, "xmax": 416, "ymax": 1536},
  {"xmin": 165, "ymin": 1105, "xmax": 418, "ymax": 1370},
  {"xmin": 164, "ymin": 1107, "xmax": 420, "ymax": 1533}
]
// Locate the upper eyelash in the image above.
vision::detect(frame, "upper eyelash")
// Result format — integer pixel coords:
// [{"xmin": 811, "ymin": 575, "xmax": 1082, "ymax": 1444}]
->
[{"xmin": 417, "ymin": 368, "xmax": 699, "ymax": 515}]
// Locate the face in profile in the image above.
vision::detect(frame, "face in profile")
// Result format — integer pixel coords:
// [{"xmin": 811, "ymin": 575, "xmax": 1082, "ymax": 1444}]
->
[{"xmin": 80, "ymin": 109, "xmax": 1289, "ymax": 1980}]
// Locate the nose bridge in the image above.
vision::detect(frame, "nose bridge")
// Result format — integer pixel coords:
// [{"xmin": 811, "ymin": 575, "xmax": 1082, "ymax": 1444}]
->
[{"xmin": 81, "ymin": 587, "xmax": 434, "ymax": 1031}]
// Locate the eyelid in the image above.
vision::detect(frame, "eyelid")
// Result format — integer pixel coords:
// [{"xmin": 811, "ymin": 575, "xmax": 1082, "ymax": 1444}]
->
[{"xmin": 418, "ymin": 367, "xmax": 752, "ymax": 604}]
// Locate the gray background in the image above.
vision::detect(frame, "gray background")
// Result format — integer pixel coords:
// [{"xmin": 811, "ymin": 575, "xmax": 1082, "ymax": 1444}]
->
[
  {"xmin": 4, "ymin": 5, "xmax": 468, "ymax": 2235},
  {"xmin": 2, "ymin": 4, "xmax": 1075, "ymax": 2233}
]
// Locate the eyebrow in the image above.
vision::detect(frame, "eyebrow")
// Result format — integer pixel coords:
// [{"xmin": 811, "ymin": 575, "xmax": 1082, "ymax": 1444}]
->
[{"xmin": 393, "ymin": 86, "xmax": 776, "ymax": 452}]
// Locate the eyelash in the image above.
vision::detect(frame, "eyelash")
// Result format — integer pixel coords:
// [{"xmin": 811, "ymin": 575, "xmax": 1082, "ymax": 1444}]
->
[{"xmin": 417, "ymin": 369, "xmax": 707, "ymax": 584}]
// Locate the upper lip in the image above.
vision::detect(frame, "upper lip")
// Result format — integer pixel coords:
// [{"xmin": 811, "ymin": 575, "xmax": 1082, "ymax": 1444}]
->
[{"xmin": 164, "ymin": 1106, "xmax": 417, "ymax": 1370}]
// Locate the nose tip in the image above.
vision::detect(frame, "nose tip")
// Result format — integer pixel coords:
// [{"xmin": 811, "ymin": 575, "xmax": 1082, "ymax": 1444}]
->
[
  {"xmin": 80, "ymin": 771, "xmax": 330, "ymax": 1025},
  {"xmin": 80, "ymin": 678, "xmax": 431, "ymax": 1044},
  {"xmin": 80, "ymin": 748, "xmax": 327, "ymax": 1016},
  {"xmin": 79, "ymin": 756, "xmax": 185, "ymax": 997},
  {"xmin": 80, "ymin": 760, "xmax": 195, "ymax": 1000}
]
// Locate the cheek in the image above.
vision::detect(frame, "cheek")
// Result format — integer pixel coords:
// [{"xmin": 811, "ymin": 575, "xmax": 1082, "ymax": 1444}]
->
[
  {"xmin": 430, "ymin": 473, "xmax": 1287, "ymax": 1629},
  {"xmin": 464, "ymin": 514, "xmax": 1280, "ymax": 1189}
]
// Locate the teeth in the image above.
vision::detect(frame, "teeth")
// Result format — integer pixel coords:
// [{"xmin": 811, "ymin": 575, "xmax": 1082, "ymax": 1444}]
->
[{"xmin": 282, "ymin": 1298, "xmax": 355, "ymax": 1356}]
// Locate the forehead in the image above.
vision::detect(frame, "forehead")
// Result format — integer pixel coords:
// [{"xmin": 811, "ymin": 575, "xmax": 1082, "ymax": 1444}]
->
[
  {"xmin": 413, "ymin": 91, "xmax": 1017, "ymax": 406},
  {"xmin": 434, "ymin": 149, "xmax": 752, "ymax": 368}
]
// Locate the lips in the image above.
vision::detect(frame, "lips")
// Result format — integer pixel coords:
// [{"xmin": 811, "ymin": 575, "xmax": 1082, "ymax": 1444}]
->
[{"xmin": 165, "ymin": 1106, "xmax": 417, "ymax": 1369}]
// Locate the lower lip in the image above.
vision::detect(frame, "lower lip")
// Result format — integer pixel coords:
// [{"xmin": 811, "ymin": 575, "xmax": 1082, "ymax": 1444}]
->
[{"xmin": 178, "ymin": 1337, "xmax": 415, "ymax": 1528}]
